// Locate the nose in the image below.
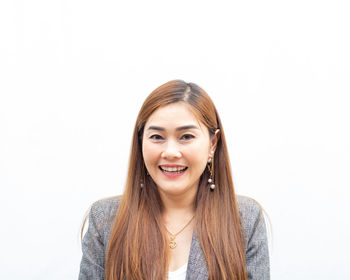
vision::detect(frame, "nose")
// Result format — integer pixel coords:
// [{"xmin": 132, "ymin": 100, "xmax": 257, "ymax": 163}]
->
[{"xmin": 161, "ymin": 140, "xmax": 182, "ymax": 159}]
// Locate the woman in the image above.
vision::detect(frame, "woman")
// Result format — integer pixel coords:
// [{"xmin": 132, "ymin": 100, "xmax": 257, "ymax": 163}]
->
[{"xmin": 79, "ymin": 80, "xmax": 270, "ymax": 280}]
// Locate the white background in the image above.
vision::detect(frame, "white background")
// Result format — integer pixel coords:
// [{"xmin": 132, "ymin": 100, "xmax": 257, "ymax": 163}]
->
[{"xmin": 1, "ymin": 0, "xmax": 349, "ymax": 279}]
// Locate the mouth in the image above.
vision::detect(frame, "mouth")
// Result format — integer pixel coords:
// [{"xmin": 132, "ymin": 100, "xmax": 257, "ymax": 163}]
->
[{"xmin": 159, "ymin": 165, "xmax": 188, "ymax": 175}]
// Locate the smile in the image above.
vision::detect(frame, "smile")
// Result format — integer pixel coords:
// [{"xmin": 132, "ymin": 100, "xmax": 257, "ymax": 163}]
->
[
  {"xmin": 159, "ymin": 166, "xmax": 187, "ymax": 173},
  {"xmin": 159, "ymin": 165, "xmax": 188, "ymax": 177}
]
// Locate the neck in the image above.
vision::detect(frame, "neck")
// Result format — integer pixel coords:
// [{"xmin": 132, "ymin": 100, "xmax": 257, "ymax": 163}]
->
[{"xmin": 159, "ymin": 190, "xmax": 196, "ymax": 221}]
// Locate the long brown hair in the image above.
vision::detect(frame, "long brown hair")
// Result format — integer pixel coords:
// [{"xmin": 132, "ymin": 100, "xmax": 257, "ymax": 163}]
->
[{"xmin": 105, "ymin": 80, "xmax": 247, "ymax": 279}]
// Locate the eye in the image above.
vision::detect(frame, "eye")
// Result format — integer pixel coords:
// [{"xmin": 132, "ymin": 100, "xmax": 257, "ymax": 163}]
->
[
  {"xmin": 180, "ymin": 134, "xmax": 195, "ymax": 141},
  {"xmin": 149, "ymin": 134, "xmax": 164, "ymax": 141}
]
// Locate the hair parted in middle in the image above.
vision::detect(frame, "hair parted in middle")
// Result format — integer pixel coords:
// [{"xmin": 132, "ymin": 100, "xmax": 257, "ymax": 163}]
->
[{"xmin": 105, "ymin": 80, "xmax": 248, "ymax": 280}]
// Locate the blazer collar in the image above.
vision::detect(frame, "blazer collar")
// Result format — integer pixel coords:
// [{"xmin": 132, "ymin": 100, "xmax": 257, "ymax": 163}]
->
[{"xmin": 185, "ymin": 231, "xmax": 209, "ymax": 280}]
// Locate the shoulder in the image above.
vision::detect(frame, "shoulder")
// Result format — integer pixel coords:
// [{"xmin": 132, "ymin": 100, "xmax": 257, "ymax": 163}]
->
[
  {"xmin": 79, "ymin": 196, "xmax": 122, "ymax": 278},
  {"xmin": 236, "ymin": 195, "xmax": 263, "ymax": 222},
  {"xmin": 90, "ymin": 195, "xmax": 121, "ymax": 218},
  {"xmin": 236, "ymin": 195, "xmax": 266, "ymax": 244},
  {"xmin": 236, "ymin": 196, "xmax": 270, "ymax": 278},
  {"xmin": 87, "ymin": 196, "xmax": 122, "ymax": 243}
]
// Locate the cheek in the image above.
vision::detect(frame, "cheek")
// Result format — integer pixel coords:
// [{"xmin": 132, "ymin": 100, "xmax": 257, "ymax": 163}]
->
[
  {"xmin": 184, "ymin": 141, "xmax": 210, "ymax": 166},
  {"xmin": 142, "ymin": 142, "xmax": 159, "ymax": 165}
]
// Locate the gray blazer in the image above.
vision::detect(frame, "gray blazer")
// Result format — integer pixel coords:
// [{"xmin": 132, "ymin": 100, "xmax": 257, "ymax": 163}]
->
[{"xmin": 79, "ymin": 196, "xmax": 270, "ymax": 280}]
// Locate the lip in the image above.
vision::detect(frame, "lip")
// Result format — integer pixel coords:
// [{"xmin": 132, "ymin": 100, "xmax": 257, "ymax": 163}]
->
[
  {"xmin": 159, "ymin": 164, "xmax": 186, "ymax": 167},
  {"xmin": 159, "ymin": 164, "xmax": 187, "ymax": 178}
]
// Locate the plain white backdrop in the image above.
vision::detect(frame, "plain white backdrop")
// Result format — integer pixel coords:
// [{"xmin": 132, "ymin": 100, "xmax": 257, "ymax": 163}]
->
[{"xmin": 1, "ymin": 0, "xmax": 349, "ymax": 279}]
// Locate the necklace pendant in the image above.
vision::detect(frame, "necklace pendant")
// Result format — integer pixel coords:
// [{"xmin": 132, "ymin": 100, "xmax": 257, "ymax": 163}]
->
[
  {"xmin": 164, "ymin": 215, "xmax": 195, "ymax": 250},
  {"xmin": 169, "ymin": 235, "xmax": 176, "ymax": 249},
  {"xmin": 169, "ymin": 240, "xmax": 177, "ymax": 249}
]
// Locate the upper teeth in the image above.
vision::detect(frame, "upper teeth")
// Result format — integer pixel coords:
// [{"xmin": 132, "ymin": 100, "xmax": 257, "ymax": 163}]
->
[{"xmin": 161, "ymin": 166, "xmax": 186, "ymax": 172}]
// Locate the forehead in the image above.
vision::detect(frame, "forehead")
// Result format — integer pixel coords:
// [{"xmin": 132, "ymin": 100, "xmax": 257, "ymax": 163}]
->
[{"xmin": 144, "ymin": 102, "xmax": 205, "ymax": 129}]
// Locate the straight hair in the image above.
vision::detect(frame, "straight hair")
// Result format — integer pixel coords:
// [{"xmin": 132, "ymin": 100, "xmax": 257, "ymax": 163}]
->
[{"xmin": 105, "ymin": 80, "xmax": 248, "ymax": 279}]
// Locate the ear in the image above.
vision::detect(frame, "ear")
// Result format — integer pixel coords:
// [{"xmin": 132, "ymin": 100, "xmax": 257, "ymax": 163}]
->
[{"xmin": 210, "ymin": 129, "xmax": 220, "ymax": 154}]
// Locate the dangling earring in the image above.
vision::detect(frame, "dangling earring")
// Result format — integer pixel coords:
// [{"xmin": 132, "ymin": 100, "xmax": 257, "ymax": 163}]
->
[
  {"xmin": 140, "ymin": 181, "xmax": 144, "ymax": 188},
  {"xmin": 207, "ymin": 151, "xmax": 215, "ymax": 190}
]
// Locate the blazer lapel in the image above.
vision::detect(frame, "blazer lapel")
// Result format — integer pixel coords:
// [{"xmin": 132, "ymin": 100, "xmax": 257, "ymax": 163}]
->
[{"xmin": 185, "ymin": 231, "xmax": 209, "ymax": 280}]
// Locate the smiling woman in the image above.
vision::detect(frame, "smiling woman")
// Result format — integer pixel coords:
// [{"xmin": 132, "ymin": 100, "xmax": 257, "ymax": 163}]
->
[
  {"xmin": 142, "ymin": 103, "xmax": 219, "ymax": 200},
  {"xmin": 79, "ymin": 80, "xmax": 270, "ymax": 280}
]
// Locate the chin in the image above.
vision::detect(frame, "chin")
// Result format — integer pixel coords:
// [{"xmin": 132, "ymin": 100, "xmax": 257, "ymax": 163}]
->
[
  {"xmin": 159, "ymin": 184, "xmax": 196, "ymax": 196},
  {"xmin": 159, "ymin": 185, "xmax": 184, "ymax": 194}
]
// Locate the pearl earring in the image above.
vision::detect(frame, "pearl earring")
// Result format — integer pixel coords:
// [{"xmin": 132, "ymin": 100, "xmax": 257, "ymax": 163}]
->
[{"xmin": 207, "ymin": 156, "xmax": 215, "ymax": 190}]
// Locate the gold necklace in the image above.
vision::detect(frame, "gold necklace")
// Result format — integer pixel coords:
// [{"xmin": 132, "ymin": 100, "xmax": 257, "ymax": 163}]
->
[{"xmin": 164, "ymin": 215, "xmax": 195, "ymax": 249}]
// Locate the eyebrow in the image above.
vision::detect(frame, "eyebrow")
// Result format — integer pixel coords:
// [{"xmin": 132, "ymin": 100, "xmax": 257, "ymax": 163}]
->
[{"xmin": 146, "ymin": 125, "xmax": 199, "ymax": 131}]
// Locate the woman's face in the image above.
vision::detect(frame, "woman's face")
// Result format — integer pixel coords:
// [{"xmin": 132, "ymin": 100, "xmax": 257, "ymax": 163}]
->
[{"xmin": 142, "ymin": 102, "xmax": 218, "ymax": 198}]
